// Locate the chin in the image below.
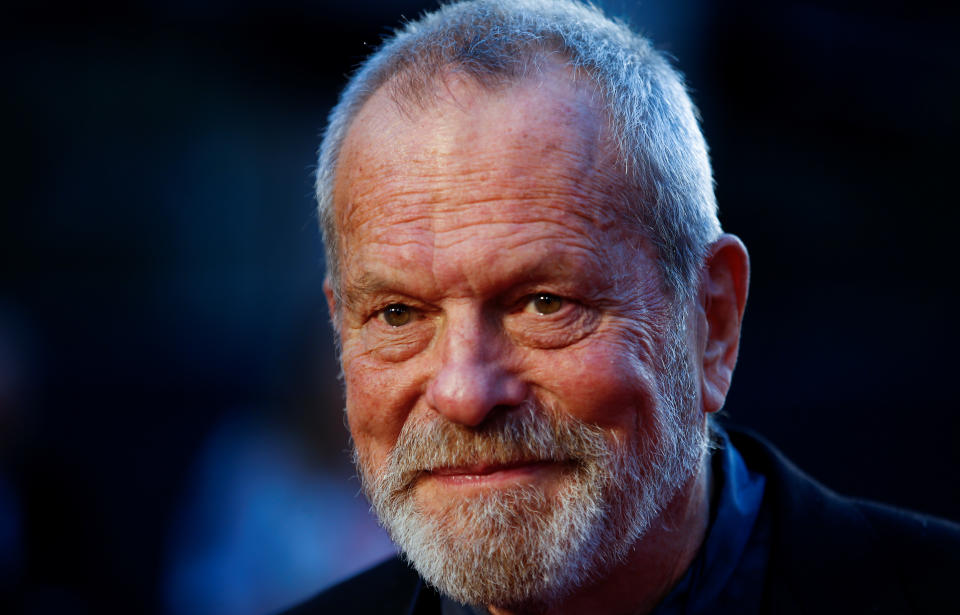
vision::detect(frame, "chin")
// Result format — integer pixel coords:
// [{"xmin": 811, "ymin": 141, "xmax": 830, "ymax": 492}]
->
[{"xmin": 367, "ymin": 428, "xmax": 680, "ymax": 608}]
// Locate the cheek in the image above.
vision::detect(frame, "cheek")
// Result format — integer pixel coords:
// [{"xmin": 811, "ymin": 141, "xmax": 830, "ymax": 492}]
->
[
  {"xmin": 532, "ymin": 335, "xmax": 661, "ymax": 434},
  {"xmin": 342, "ymin": 349, "xmax": 420, "ymax": 467}
]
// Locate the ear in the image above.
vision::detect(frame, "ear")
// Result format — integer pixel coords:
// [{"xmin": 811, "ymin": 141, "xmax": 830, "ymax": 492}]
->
[
  {"xmin": 698, "ymin": 234, "xmax": 750, "ymax": 415},
  {"xmin": 323, "ymin": 276, "xmax": 340, "ymax": 331}
]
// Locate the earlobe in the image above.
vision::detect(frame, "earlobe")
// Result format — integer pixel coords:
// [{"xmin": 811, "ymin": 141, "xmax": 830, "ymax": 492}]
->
[{"xmin": 699, "ymin": 234, "xmax": 750, "ymax": 414}]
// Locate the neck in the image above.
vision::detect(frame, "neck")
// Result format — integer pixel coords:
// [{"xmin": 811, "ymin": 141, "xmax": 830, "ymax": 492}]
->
[{"xmin": 488, "ymin": 456, "xmax": 712, "ymax": 615}]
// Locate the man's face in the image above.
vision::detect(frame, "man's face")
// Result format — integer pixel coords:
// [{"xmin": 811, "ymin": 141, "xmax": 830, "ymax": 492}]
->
[{"xmin": 329, "ymin": 70, "xmax": 707, "ymax": 607}]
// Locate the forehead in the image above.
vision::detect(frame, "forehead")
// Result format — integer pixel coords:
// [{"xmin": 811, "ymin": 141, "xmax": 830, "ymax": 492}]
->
[{"xmin": 332, "ymin": 68, "xmax": 641, "ymax": 290}]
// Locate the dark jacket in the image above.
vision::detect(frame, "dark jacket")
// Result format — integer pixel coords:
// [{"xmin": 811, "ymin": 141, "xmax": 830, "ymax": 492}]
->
[{"xmin": 280, "ymin": 431, "xmax": 960, "ymax": 614}]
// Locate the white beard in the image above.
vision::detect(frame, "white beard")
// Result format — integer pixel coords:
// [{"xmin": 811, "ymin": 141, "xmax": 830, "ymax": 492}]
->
[{"xmin": 353, "ymin": 317, "xmax": 706, "ymax": 610}]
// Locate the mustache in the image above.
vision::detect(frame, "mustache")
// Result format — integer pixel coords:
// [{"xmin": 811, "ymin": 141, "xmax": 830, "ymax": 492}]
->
[{"xmin": 365, "ymin": 402, "xmax": 612, "ymax": 497}]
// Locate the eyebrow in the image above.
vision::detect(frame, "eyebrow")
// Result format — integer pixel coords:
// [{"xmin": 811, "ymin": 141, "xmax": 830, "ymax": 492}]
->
[{"xmin": 340, "ymin": 272, "xmax": 393, "ymax": 309}]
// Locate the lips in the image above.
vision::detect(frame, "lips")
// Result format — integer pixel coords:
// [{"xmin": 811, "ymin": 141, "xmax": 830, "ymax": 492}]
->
[
  {"xmin": 418, "ymin": 460, "xmax": 571, "ymax": 489},
  {"xmin": 429, "ymin": 460, "xmax": 553, "ymax": 476}
]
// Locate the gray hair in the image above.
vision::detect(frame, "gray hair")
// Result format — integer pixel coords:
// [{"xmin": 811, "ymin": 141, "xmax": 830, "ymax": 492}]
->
[{"xmin": 316, "ymin": 0, "xmax": 721, "ymax": 305}]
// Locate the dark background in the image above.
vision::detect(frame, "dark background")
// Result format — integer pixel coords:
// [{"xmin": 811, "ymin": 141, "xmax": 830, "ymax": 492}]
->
[{"xmin": 3, "ymin": 0, "xmax": 959, "ymax": 613}]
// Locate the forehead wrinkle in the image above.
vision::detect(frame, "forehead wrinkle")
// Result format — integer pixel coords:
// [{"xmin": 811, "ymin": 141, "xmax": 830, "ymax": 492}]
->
[
  {"xmin": 341, "ymin": 165, "xmax": 626, "ymax": 256},
  {"xmin": 343, "ymin": 131, "xmax": 619, "ymax": 203},
  {"xmin": 341, "ymin": 165, "xmax": 626, "ymax": 247},
  {"xmin": 425, "ymin": 214, "xmax": 610, "ymax": 259},
  {"xmin": 336, "ymin": 68, "xmax": 630, "ymax": 240},
  {"xmin": 423, "ymin": 238, "xmax": 610, "ymax": 301},
  {"xmin": 334, "ymin": 62, "xmax": 657, "ymax": 306},
  {"xmin": 343, "ymin": 223, "xmax": 619, "ymax": 306}
]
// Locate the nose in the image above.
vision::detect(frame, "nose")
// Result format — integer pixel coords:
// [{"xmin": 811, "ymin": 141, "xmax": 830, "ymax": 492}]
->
[{"xmin": 425, "ymin": 308, "xmax": 527, "ymax": 427}]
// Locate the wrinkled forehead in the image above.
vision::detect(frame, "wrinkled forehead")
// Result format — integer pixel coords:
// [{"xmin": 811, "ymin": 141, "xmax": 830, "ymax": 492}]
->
[{"xmin": 332, "ymin": 65, "xmax": 635, "ymax": 252}]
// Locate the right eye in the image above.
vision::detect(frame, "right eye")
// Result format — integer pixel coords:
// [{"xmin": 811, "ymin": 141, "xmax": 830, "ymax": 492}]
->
[{"xmin": 380, "ymin": 303, "xmax": 413, "ymax": 327}]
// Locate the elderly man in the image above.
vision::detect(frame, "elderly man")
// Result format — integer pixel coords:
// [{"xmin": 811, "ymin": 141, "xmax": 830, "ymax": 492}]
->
[{"xmin": 283, "ymin": 1, "xmax": 959, "ymax": 614}]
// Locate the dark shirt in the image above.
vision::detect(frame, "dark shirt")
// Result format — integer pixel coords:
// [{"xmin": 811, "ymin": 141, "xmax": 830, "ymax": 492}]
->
[
  {"xmin": 652, "ymin": 428, "xmax": 768, "ymax": 614},
  {"xmin": 442, "ymin": 429, "xmax": 769, "ymax": 615}
]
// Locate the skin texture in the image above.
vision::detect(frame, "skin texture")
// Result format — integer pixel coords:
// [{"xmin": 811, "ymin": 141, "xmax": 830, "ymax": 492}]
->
[{"xmin": 326, "ymin": 66, "xmax": 750, "ymax": 615}]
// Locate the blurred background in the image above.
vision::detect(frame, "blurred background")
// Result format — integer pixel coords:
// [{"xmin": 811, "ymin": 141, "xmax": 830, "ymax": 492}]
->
[{"xmin": 2, "ymin": 0, "xmax": 958, "ymax": 613}]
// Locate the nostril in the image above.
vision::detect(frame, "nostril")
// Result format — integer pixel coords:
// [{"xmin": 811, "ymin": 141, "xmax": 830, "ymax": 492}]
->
[{"xmin": 426, "ymin": 359, "xmax": 527, "ymax": 427}]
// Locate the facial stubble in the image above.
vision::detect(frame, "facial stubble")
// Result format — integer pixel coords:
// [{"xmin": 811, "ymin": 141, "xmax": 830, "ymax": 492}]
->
[{"xmin": 352, "ymin": 317, "xmax": 706, "ymax": 609}]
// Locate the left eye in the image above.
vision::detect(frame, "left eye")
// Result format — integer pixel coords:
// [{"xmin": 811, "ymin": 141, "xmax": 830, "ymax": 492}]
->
[{"xmin": 524, "ymin": 293, "xmax": 564, "ymax": 315}]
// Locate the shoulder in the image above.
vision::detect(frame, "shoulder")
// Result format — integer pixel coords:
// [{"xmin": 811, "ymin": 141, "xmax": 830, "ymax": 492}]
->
[
  {"xmin": 276, "ymin": 556, "xmax": 426, "ymax": 615},
  {"xmin": 849, "ymin": 498, "xmax": 960, "ymax": 607},
  {"xmin": 728, "ymin": 427, "xmax": 960, "ymax": 543},
  {"xmin": 726, "ymin": 427, "xmax": 960, "ymax": 613}
]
